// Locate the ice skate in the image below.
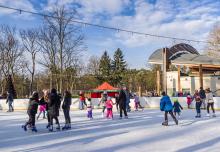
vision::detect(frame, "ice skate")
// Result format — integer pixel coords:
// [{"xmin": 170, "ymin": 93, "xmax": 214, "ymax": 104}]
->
[
  {"xmin": 62, "ymin": 125, "xmax": 67, "ymax": 130},
  {"xmin": 162, "ymin": 121, "xmax": 168, "ymax": 126},
  {"xmin": 49, "ymin": 125, "xmax": 53, "ymax": 132},
  {"xmin": 213, "ymin": 113, "xmax": 216, "ymax": 117},
  {"xmin": 46, "ymin": 124, "xmax": 50, "ymax": 129},
  {"xmin": 22, "ymin": 125, "xmax": 27, "ymax": 131},
  {"xmin": 32, "ymin": 126, "xmax": 37, "ymax": 132},
  {"xmin": 206, "ymin": 113, "xmax": 210, "ymax": 117}
]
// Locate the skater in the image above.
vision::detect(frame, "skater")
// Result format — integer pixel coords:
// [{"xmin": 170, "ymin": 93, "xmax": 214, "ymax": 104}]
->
[
  {"xmin": 118, "ymin": 87, "xmax": 128, "ymax": 119},
  {"xmin": 206, "ymin": 88, "xmax": 216, "ymax": 117},
  {"xmin": 199, "ymin": 87, "xmax": 206, "ymax": 109},
  {"xmin": 6, "ymin": 91, "xmax": 14, "ymax": 112},
  {"xmin": 160, "ymin": 91, "xmax": 178, "ymax": 126},
  {"xmin": 106, "ymin": 97, "xmax": 114, "ymax": 119},
  {"xmin": 62, "ymin": 90, "xmax": 72, "ymax": 130},
  {"xmin": 37, "ymin": 103, "xmax": 46, "ymax": 120},
  {"xmin": 186, "ymin": 93, "xmax": 192, "ymax": 109},
  {"xmin": 134, "ymin": 93, "xmax": 144, "ymax": 111},
  {"xmin": 48, "ymin": 88, "xmax": 61, "ymax": 132},
  {"xmin": 22, "ymin": 91, "xmax": 39, "ymax": 132},
  {"xmin": 115, "ymin": 93, "xmax": 119, "ymax": 112},
  {"xmin": 98, "ymin": 91, "xmax": 108, "ymax": 117},
  {"xmin": 87, "ymin": 98, "xmax": 93, "ymax": 119},
  {"xmin": 79, "ymin": 91, "xmax": 87, "ymax": 110},
  {"xmin": 125, "ymin": 89, "xmax": 131, "ymax": 112},
  {"xmin": 173, "ymin": 98, "xmax": 183, "ymax": 118},
  {"xmin": 194, "ymin": 90, "xmax": 202, "ymax": 118}
]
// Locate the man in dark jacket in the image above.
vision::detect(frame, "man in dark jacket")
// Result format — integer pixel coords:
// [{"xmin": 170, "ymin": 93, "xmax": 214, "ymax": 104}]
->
[
  {"xmin": 62, "ymin": 90, "xmax": 72, "ymax": 130},
  {"xmin": 6, "ymin": 92, "xmax": 14, "ymax": 112},
  {"xmin": 22, "ymin": 91, "xmax": 39, "ymax": 132},
  {"xmin": 118, "ymin": 87, "xmax": 128, "ymax": 119},
  {"xmin": 48, "ymin": 88, "xmax": 61, "ymax": 131},
  {"xmin": 199, "ymin": 87, "xmax": 206, "ymax": 109}
]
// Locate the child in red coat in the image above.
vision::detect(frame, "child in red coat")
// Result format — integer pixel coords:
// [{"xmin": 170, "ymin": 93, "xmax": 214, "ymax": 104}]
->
[{"xmin": 106, "ymin": 97, "xmax": 114, "ymax": 119}]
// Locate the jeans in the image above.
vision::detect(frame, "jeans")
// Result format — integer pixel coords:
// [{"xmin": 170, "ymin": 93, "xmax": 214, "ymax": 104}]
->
[
  {"xmin": 63, "ymin": 109, "xmax": 71, "ymax": 124},
  {"xmin": 207, "ymin": 102, "xmax": 215, "ymax": 114},
  {"xmin": 196, "ymin": 102, "xmax": 202, "ymax": 114}
]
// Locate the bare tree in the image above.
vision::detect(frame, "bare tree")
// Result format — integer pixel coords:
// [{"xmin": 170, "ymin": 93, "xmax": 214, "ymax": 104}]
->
[
  {"xmin": 20, "ymin": 28, "xmax": 40, "ymax": 95},
  {"xmin": 39, "ymin": 6, "xmax": 85, "ymax": 93},
  {"xmin": 207, "ymin": 24, "xmax": 220, "ymax": 57},
  {"xmin": 86, "ymin": 56, "xmax": 100, "ymax": 75}
]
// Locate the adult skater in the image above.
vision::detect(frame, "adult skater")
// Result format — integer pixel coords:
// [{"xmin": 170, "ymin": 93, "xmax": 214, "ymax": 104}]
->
[
  {"xmin": 6, "ymin": 91, "xmax": 14, "ymax": 112},
  {"xmin": 160, "ymin": 91, "xmax": 178, "ymax": 126},
  {"xmin": 98, "ymin": 91, "xmax": 108, "ymax": 117},
  {"xmin": 199, "ymin": 87, "xmax": 206, "ymax": 109},
  {"xmin": 48, "ymin": 88, "xmax": 61, "ymax": 131},
  {"xmin": 194, "ymin": 90, "xmax": 202, "ymax": 118},
  {"xmin": 118, "ymin": 87, "xmax": 128, "ymax": 119},
  {"xmin": 62, "ymin": 90, "xmax": 72, "ymax": 130},
  {"xmin": 206, "ymin": 88, "xmax": 216, "ymax": 117},
  {"xmin": 22, "ymin": 91, "xmax": 39, "ymax": 132}
]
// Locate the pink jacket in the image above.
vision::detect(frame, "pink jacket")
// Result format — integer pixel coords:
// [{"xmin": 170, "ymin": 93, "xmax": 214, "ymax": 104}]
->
[
  {"xmin": 39, "ymin": 105, "xmax": 46, "ymax": 112},
  {"xmin": 106, "ymin": 100, "xmax": 113, "ymax": 109}
]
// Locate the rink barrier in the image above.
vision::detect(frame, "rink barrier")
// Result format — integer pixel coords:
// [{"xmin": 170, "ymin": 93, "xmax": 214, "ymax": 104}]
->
[{"xmin": 1, "ymin": 97, "xmax": 220, "ymax": 111}]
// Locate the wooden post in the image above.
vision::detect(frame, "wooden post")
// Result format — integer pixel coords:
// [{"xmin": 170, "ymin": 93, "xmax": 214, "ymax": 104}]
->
[
  {"xmin": 199, "ymin": 64, "xmax": 203, "ymax": 88},
  {"xmin": 138, "ymin": 86, "xmax": 142, "ymax": 97},
  {"xmin": 177, "ymin": 65, "xmax": 181, "ymax": 91},
  {"xmin": 156, "ymin": 70, "xmax": 160, "ymax": 95},
  {"xmin": 162, "ymin": 48, "xmax": 167, "ymax": 93}
]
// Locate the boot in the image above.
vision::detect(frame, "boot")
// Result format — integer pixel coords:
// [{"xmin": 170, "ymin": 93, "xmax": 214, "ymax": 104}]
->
[
  {"xmin": 46, "ymin": 123, "xmax": 50, "ymax": 129},
  {"xmin": 56, "ymin": 124, "xmax": 61, "ymax": 130},
  {"xmin": 62, "ymin": 125, "xmax": 67, "ymax": 130},
  {"xmin": 49, "ymin": 125, "xmax": 53, "ymax": 132},
  {"xmin": 174, "ymin": 118, "xmax": 178, "ymax": 125},
  {"xmin": 32, "ymin": 126, "xmax": 37, "ymax": 132},
  {"xmin": 162, "ymin": 120, "xmax": 168, "ymax": 126},
  {"xmin": 22, "ymin": 125, "xmax": 27, "ymax": 131}
]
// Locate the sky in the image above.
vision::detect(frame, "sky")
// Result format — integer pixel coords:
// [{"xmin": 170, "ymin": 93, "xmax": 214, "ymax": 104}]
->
[{"xmin": 0, "ymin": 0, "xmax": 220, "ymax": 69}]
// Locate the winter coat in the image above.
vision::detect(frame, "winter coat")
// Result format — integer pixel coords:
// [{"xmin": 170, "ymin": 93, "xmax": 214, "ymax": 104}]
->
[
  {"xmin": 186, "ymin": 95, "xmax": 192, "ymax": 105},
  {"xmin": 27, "ymin": 97, "xmax": 39, "ymax": 115},
  {"xmin": 48, "ymin": 92, "xmax": 61, "ymax": 117},
  {"xmin": 206, "ymin": 92, "xmax": 214, "ymax": 103},
  {"xmin": 118, "ymin": 90, "xmax": 126, "ymax": 108},
  {"xmin": 39, "ymin": 97, "xmax": 49, "ymax": 111},
  {"xmin": 106, "ymin": 100, "xmax": 113, "ymax": 109},
  {"xmin": 6, "ymin": 93, "xmax": 13, "ymax": 103},
  {"xmin": 62, "ymin": 96, "xmax": 72, "ymax": 110},
  {"xmin": 160, "ymin": 95, "xmax": 173, "ymax": 112},
  {"xmin": 199, "ymin": 89, "xmax": 206, "ymax": 99},
  {"xmin": 173, "ymin": 102, "xmax": 183, "ymax": 113}
]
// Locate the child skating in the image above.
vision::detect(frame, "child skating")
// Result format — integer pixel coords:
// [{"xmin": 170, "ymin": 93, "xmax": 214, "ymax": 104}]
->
[
  {"xmin": 134, "ymin": 93, "xmax": 144, "ymax": 111},
  {"xmin": 160, "ymin": 91, "xmax": 178, "ymax": 126},
  {"xmin": 87, "ymin": 98, "xmax": 93, "ymax": 120},
  {"xmin": 173, "ymin": 98, "xmax": 183, "ymax": 118},
  {"xmin": 106, "ymin": 97, "xmax": 114, "ymax": 119},
  {"xmin": 22, "ymin": 91, "xmax": 39, "ymax": 132},
  {"xmin": 194, "ymin": 90, "xmax": 202, "ymax": 118}
]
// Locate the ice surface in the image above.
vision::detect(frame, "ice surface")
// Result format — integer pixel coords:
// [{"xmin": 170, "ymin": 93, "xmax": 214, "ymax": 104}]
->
[{"xmin": 0, "ymin": 109, "xmax": 220, "ymax": 152}]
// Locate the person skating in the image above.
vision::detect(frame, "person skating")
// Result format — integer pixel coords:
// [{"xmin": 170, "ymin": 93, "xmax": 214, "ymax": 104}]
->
[
  {"xmin": 62, "ymin": 90, "xmax": 72, "ymax": 130},
  {"xmin": 199, "ymin": 87, "xmax": 206, "ymax": 109},
  {"xmin": 173, "ymin": 98, "xmax": 183, "ymax": 118},
  {"xmin": 87, "ymin": 98, "xmax": 93, "ymax": 120},
  {"xmin": 160, "ymin": 91, "xmax": 178, "ymax": 126},
  {"xmin": 194, "ymin": 90, "xmax": 202, "ymax": 118},
  {"xmin": 186, "ymin": 93, "xmax": 192, "ymax": 109},
  {"xmin": 6, "ymin": 91, "xmax": 14, "ymax": 112},
  {"xmin": 106, "ymin": 97, "xmax": 114, "ymax": 119},
  {"xmin": 115, "ymin": 93, "xmax": 119, "ymax": 112},
  {"xmin": 22, "ymin": 91, "xmax": 39, "ymax": 132},
  {"xmin": 79, "ymin": 91, "xmax": 87, "ymax": 110},
  {"xmin": 37, "ymin": 103, "xmax": 46, "ymax": 120},
  {"xmin": 206, "ymin": 88, "xmax": 216, "ymax": 117},
  {"xmin": 98, "ymin": 91, "xmax": 108, "ymax": 117},
  {"xmin": 118, "ymin": 87, "xmax": 128, "ymax": 119},
  {"xmin": 48, "ymin": 88, "xmax": 61, "ymax": 132},
  {"xmin": 134, "ymin": 93, "xmax": 144, "ymax": 111}
]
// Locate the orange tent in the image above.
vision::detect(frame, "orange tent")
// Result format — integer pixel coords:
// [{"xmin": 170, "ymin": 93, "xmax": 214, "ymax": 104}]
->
[{"xmin": 95, "ymin": 82, "xmax": 118, "ymax": 90}]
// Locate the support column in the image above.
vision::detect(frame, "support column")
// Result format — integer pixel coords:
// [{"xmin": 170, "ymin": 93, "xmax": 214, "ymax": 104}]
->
[
  {"xmin": 177, "ymin": 65, "xmax": 181, "ymax": 92},
  {"xmin": 156, "ymin": 70, "xmax": 160, "ymax": 95},
  {"xmin": 162, "ymin": 48, "xmax": 168, "ymax": 93},
  {"xmin": 199, "ymin": 64, "xmax": 203, "ymax": 88}
]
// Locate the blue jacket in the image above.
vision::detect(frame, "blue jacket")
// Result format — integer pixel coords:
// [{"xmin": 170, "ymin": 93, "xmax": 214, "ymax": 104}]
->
[{"xmin": 160, "ymin": 95, "xmax": 173, "ymax": 111}]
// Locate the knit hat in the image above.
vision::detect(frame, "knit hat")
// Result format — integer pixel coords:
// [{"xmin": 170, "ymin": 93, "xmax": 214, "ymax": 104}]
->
[{"xmin": 173, "ymin": 98, "xmax": 178, "ymax": 102}]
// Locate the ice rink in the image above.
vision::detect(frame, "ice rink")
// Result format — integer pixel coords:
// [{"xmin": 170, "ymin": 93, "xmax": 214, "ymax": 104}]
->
[{"xmin": 0, "ymin": 109, "xmax": 220, "ymax": 152}]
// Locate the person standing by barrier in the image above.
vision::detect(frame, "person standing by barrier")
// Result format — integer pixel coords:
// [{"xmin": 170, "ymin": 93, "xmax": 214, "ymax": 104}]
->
[
  {"xmin": 199, "ymin": 87, "xmax": 206, "ymax": 109},
  {"xmin": 118, "ymin": 87, "xmax": 128, "ymax": 119},
  {"xmin": 79, "ymin": 91, "xmax": 87, "ymax": 110},
  {"xmin": 206, "ymin": 88, "xmax": 216, "ymax": 117},
  {"xmin": 6, "ymin": 92, "xmax": 14, "ymax": 112},
  {"xmin": 160, "ymin": 91, "xmax": 178, "ymax": 126},
  {"xmin": 62, "ymin": 90, "xmax": 72, "ymax": 130}
]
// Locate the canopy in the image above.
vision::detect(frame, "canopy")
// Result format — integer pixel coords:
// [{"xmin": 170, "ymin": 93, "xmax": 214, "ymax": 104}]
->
[{"xmin": 94, "ymin": 82, "xmax": 118, "ymax": 91}]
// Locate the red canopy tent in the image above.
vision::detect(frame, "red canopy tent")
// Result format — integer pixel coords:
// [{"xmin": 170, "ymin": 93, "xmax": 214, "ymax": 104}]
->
[{"xmin": 91, "ymin": 82, "xmax": 119, "ymax": 98}]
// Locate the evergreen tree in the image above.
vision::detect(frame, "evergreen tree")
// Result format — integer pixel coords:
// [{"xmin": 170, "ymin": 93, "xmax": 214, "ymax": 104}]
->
[
  {"xmin": 98, "ymin": 51, "xmax": 112, "ymax": 83},
  {"xmin": 5, "ymin": 75, "xmax": 17, "ymax": 98},
  {"xmin": 111, "ymin": 48, "xmax": 127, "ymax": 86}
]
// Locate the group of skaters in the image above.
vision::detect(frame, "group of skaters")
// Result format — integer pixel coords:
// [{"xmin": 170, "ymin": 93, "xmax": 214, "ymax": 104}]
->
[
  {"xmin": 21, "ymin": 86, "xmax": 143, "ymax": 132},
  {"xmin": 160, "ymin": 87, "xmax": 216, "ymax": 126}
]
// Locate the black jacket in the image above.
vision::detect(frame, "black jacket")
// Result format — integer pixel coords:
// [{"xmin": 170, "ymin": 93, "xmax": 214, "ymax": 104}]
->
[
  {"xmin": 118, "ymin": 90, "xmax": 126, "ymax": 107},
  {"xmin": 27, "ymin": 97, "xmax": 39, "ymax": 115},
  {"xmin": 62, "ymin": 96, "xmax": 72, "ymax": 110},
  {"xmin": 48, "ymin": 92, "xmax": 61, "ymax": 117}
]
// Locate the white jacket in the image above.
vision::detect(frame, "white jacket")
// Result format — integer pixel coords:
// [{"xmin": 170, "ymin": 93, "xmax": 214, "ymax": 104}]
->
[{"xmin": 206, "ymin": 92, "xmax": 214, "ymax": 103}]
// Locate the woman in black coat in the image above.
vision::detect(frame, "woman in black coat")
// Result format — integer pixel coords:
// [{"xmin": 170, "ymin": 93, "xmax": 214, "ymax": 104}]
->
[
  {"xmin": 22, "ymin": 91, "xmax": 39, "ymax": 132},
  {"xmin": 118, "ymin": 87, "xmax": 128, "ymax": 119},
  {"xmin": 62, "ymin": 90, "xmax": 72, "ymax": 130},
  {"xmin": 48, "ymin": 88, "xmax": 61, "ymax": 131}
]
